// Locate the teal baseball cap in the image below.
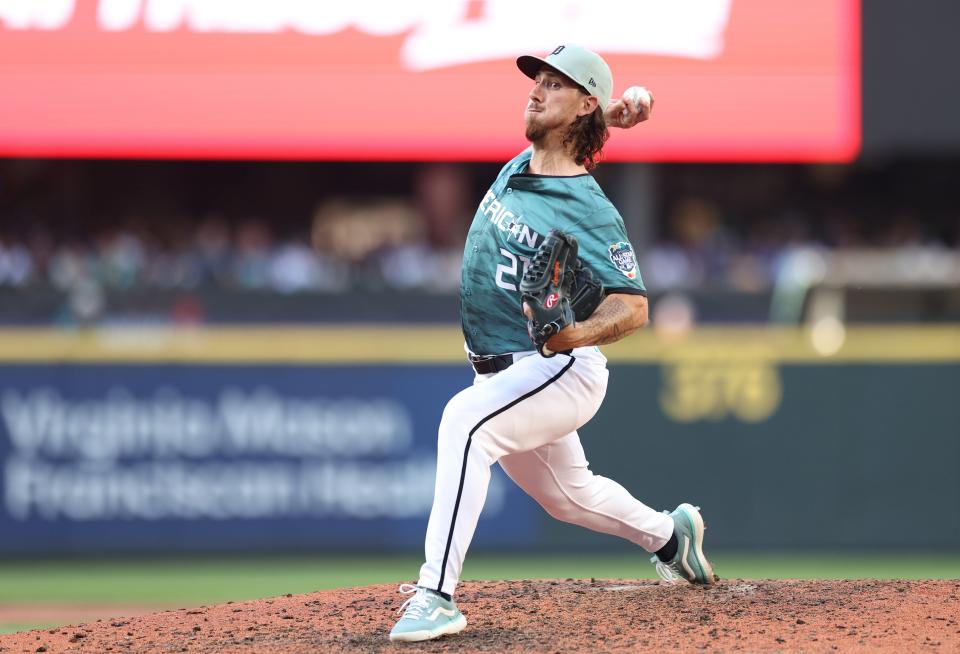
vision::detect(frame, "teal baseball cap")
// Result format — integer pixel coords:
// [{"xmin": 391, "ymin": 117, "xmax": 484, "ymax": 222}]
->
[{"xmin": 517, "ymin": 44, "xmax": 612, "ymax": 111}]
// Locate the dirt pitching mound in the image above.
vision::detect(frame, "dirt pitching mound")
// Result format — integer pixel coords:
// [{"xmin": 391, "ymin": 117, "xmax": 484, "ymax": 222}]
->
[{"xmin": 2, "ymin": 579, "xmax": 958, "ymax": 653}]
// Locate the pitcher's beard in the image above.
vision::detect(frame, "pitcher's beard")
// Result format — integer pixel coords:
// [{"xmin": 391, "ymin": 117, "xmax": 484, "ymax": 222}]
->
[{"xmin": 525, "ymin": 122, "xmax": 547, "ymax": 143}]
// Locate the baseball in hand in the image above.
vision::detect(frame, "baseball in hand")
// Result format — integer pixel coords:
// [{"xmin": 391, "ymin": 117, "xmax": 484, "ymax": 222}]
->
[{"xmin": 623, "ymin": 86, "xmax": 652, "ymax": 111}]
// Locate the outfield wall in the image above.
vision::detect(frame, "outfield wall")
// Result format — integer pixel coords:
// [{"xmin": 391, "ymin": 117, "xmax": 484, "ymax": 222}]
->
[{"xmin": 0, "ymin": 326, "xmax": 957, "ymax": 554}]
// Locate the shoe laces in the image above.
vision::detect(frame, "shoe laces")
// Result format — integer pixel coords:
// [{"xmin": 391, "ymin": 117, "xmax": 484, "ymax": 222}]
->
[{"xmin": 396, "ymin": 583, "xmax": 433, "ymax": 620}]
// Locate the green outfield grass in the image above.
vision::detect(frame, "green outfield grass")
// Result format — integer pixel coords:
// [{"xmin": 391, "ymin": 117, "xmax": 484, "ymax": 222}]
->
[{"xmin": 1, "ymin": 552, "xmax": 958, "ymax": 634}]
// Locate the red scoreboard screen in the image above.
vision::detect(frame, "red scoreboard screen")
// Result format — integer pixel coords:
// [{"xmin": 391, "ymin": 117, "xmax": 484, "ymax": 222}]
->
[{"xmin": 0, "ymin": 0, "xmax": 860, "ymax": 162}]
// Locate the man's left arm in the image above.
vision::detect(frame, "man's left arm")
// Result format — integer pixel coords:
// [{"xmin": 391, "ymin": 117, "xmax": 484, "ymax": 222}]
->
[{"xmin": 542, "ymin": 292, "xmax": 648, "ymax": 350}]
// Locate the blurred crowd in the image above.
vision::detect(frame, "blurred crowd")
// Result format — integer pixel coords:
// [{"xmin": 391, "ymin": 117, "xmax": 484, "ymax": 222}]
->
[
  {"xmin": 0, "ymin": 160, "xmax": 957, "ymax": 298},
  {"xmin": 0, "ymin": 213, "xmax": 462, "ymax": 294},
  {"xmin": 0, "ymin": 161, "xmax": 471, "ymax": 296},
  {"xmin": 641, "ymin": 164, "xmax": 959, "ymax": 292},
  {"xmin": 1, "ymin": 211, "xmax": 955, "ymax": 298}
]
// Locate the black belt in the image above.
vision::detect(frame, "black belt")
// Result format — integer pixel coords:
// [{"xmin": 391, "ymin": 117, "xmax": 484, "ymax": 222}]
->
[{"xmin": 469, "ymin": 353, "xmax": 514, "ymax": 374}]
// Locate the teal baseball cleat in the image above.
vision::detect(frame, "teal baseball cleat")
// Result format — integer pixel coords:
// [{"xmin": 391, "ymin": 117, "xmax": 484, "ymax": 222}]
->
[
  {"xmin": 388, "ymin": 584, "xmax": 467, "ymax": 642},
  {"xmin": 651, "ymin": 503, "xmax": 718, "ymax": 585}
]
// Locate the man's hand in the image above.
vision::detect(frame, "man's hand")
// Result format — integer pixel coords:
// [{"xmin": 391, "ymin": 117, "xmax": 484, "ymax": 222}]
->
[
  {"xmin": 523, "ymin": 301, "xmax": 563, "ymax": 355},
  {"xmin": 605, "ymin": 88, "xmax": 654, "ymax": 129},
  {"xmin": 537, "ymin": 293, "xmax": 649, "ymax": 352}
]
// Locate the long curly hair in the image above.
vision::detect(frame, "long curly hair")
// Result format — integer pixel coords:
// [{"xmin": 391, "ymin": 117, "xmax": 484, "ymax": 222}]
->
[{"xmin": 563, "ymin": 106, "xmax": 609, "ymax": 171}]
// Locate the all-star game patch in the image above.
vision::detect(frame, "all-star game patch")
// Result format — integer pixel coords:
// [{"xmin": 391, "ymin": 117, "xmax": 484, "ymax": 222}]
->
[{"xmin": 608, "ymin": 242, "xmax": 638, "ymax": 279}]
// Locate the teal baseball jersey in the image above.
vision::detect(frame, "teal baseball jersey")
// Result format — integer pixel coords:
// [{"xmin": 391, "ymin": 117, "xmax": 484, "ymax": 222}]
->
[{"xmin": 460, "ymin": 149, "xmax": 646, "ymax": 355}]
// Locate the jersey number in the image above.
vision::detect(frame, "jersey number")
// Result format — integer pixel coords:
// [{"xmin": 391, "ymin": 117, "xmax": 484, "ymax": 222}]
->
[{"xmin": 494, "ymin": 248, "xmax": 531, "ymax": 292}]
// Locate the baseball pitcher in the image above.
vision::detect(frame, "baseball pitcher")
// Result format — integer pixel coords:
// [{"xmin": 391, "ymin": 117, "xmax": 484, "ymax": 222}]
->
[{"xmin": 390, "ymin": 44, "xmax": 716, "ymax": 643}]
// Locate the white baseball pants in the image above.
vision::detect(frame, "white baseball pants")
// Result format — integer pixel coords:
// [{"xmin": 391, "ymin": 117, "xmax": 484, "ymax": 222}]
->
[{"xmin": 417, "ymin": 346, "xmax": 674, "ymax": 596}]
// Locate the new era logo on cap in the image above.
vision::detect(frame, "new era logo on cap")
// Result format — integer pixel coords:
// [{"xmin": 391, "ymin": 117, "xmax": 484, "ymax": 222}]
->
[
  {"xmin": 551, "ymin": 45, "xmax": 565, "ymax": 55},
  {"xmin": 588, "ymin": 77, "xmax": 596, "ymax": 87}
]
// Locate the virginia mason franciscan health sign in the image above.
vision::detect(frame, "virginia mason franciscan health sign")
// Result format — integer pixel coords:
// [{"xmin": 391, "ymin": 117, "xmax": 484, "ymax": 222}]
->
[
  {"xmin": 0, "ymin": 0, "xmax": 859, "ymax": 161},
  {"xmin": 0, "ymin": 364, "xmax": 527, "ymax": 553}
]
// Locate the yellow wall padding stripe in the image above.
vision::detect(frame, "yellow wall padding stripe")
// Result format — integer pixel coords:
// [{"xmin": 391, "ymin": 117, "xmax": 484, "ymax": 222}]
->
[{"xmin": 0, "ymin": 325, "xmax": 956, "ymax": 364}]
